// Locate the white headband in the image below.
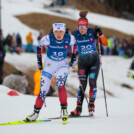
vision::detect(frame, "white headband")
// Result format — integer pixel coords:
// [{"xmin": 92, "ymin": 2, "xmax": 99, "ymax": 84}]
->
[{"xmin": 53, "ymin": 23, "xmax": 66, "ymax": 32}]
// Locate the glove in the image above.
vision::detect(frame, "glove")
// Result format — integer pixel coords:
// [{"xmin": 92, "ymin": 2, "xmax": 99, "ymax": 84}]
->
[
  {"xmin": 95, "ymin": 26, "xmax": 102, "ymax": 36},
  {"xmin": 37, "ymin": 47, "xmax": 42, "ymax": 71},
  {"xmin": 37, "ymin": 57, "xmax": 42, "ymax": 71},
  {"xmin": 71, "ymin": 54, "xmax": 77, "ymax": 69}
]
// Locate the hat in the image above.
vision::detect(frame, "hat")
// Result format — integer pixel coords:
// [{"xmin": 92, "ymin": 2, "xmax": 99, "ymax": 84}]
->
[{"xmin": 53, "ymin": 23, "xmax": 66, "ymax": 32}]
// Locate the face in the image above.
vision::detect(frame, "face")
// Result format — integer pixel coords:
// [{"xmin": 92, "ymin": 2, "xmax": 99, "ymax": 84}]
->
[
  {"xmin": 53, "ymin": 30, "xmax": 65, "ymax": 40},
  {"xmin": 78, "ymin": 25, "xmax": 88, "ymax": 35}
]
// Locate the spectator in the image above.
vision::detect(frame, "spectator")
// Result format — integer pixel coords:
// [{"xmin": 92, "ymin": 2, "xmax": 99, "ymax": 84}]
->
[
  {"xmin": 16, "ymin": 33, "xmax": 22, "ymax": 54},
  {"xmin": 113, "ymin": 36, "xmax": 120, "ymax": 55},
  {"xmin": 107, "ymin": 37, "xmax": 113, "ymax": 55},
  {"xmin": 121, "ymin": 37, "xmax": 133, "ymax": 58},
  {"xmin": 0, "ymin": 29, "xmax": 6, "ymax": 84},
  {"xmin": 4, "ymin": 34, "xmax": 12, "ymax": 52},
  {"xmin": 61, "ymin": 0, "xmax": 67, "ymax": 5},
  {"xmin": 16, "ymin": 33, "xmax": 22, "ymax": 47},
  {"xmin": 10, "ymin": 33, "xmax": 17, "ymax": 53},
  {"xmin": 26, "ymin": 32, "xmax": 33, "ymax": 52},
  {"xmin": 50, "ymin": 0, "xmax": 67, "ymax": 7}
]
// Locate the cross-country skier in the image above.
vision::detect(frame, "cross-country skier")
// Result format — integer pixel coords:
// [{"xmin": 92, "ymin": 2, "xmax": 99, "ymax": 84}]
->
[
  {"xmin": 26, "ymin": 22, "xmax": 76, "ymax": 124},
  {"xmin": 70, "ymin": 11, "xmax": 108, "ymax": 116}
]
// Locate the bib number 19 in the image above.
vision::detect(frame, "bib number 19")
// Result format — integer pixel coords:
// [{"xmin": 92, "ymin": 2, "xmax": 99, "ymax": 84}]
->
[{"xmin": 53, "ymin": 52, "xmax": 63, "ymax": 56}]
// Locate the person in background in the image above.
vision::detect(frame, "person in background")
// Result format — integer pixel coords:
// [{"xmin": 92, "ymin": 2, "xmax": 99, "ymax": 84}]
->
[
  {"xmin": 4, "ymin": 34, "xmax": 12, "ymax": 52},
  {"xmin": 113, "ymin": 36, "xmax": 120, "ymax": 55},
  {"xmin": 50, "ymin": 0, "xmax": 67, "ymax": 7},
  {"xmin": 10, "ymin": 33, "xmax": 17, "ymax": 53},
  {"xmin": 26, "ymin": 32, "xmax": 33, "ymax": 52},
  {"xmin": 107, "ymin": 37, "xmax": 112, "ymax": 55},
  {"xmin": 70, "ymin": 11, "xmax": 108, "ymax": 116},
  {"xmin": 0, "ymin": 29, "xmax": 6, "ymax": 84},
  {"xmin": 61, "ymin": 0, "xmax": 67, "ymax": 5},
  {"xmin": 16, "ymin": 33, "xmax": 22, "ymax": 54}
]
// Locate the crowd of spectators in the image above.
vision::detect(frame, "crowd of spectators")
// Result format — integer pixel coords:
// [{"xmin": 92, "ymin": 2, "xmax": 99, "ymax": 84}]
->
[
  {"xmin": 100, "ymin": 36, "xmax": 134, "ymax": 58},
  {"xmin": 1, "ymin": 30, "xmax": 134, "ymax": 58}
]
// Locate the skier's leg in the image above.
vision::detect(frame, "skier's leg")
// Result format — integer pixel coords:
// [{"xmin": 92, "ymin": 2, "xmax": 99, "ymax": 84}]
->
[
  {"xmin": 88, "ymin": 55, "xmax": 100, "ymax": 114},
  {"xmin": 26, "ymin": 58, "xmax": 56, "ymax": 121},
  {"xmin": 56, "ymin": 66, "xmax": 68, "ymax": 107},
  {"xmin": 70, "ymin": 63, "xmax": 88, "ymax": 116},
  {"xmin": 56, "ymin": 65, "xmax": 68, "ymax": 121}
]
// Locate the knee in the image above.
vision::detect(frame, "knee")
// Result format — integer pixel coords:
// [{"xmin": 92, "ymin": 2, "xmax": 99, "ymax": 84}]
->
[
  {"xmin": 58, "ymin": 85, "xmax": 65, "ymax": 91},
  {"xmin": 89, "ymin": 79, "xmax": 96, "ymax": 88}
]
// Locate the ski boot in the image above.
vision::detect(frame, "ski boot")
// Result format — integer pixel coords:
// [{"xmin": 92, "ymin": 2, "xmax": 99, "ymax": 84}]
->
[
  {"xmin": 88, "ymin": 102, "xmax": 95, "ymax": 117},
  {"xmin": 69, "ymin": 105, "xmax": 82, "ymax": 116},
  {"xmin": 25, "ymin": 106, "xmax": 40, "ymax": 121},
  {"xmin": 61, "ymin": 106, "xmax": 68, "ymax": 124}
]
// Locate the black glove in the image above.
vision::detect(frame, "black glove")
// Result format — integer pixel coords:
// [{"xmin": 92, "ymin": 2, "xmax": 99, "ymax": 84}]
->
[
  {"xmin": 95, "ymin": 26, "xmax": 102, "ymax": 36},
  {"xmin": 37, "ymin": 47, "xmax": 42, "ymax": 71},
  {"xmin": 37, "ymin": 56, "xmax": 42, "ymax": 71},
  {"xmin": 71, "ymin": 54, "xmax": 76, "ymax": 69}
]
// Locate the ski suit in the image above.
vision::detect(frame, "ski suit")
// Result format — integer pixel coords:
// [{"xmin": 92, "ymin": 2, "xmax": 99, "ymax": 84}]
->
[
  {"xmin": 73, "ymin": 28, "xmax": 107, "ymax": 106},
  {"xmin": 35, "ymin": 33, "xmax": 76, "ymax": 108}
]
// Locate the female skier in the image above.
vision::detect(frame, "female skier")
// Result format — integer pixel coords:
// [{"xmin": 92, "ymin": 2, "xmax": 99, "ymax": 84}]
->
[
  {"xmin": 70, "ymin": 11, "xmax": 108, "ymax": 116},
  {"xmin": 26, "ymin": 22, "xmax": 76, "ymax": 123}
]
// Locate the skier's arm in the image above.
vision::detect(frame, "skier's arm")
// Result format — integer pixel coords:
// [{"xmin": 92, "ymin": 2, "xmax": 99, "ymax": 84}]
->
[
  {"xmin": 93, "ymin": 27, "xmax": 108, "ymax": 46},
  {"xmin": 37, "ymin": 35, "xmax": 50, "ymax": 70},
  {"xmin": 37, "ymin": 35, "xmax": 50, "ymax": 48}
]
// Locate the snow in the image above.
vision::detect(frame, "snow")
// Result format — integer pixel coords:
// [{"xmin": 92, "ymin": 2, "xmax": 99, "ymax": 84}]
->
[
  {"xmin": 2, "ymin": 0, "xmax": 134, "ymax": 45},
  {"xmin": 2, "ymin": 54, "xmax": 134, "ymax": 134},
  {"xmin": 0, "ymin": 84, "xmax": 134, "ymax": 134}
]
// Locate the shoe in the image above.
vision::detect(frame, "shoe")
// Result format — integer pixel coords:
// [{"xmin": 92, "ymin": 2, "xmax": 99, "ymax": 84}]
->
[
  {"xmin": 26, "ymin": 107, "xmax": 40, "ymax": 121},
  {"xmin": 61, "ymin": 106, "xmax": 68, "ymax": 119},
  {"xmin": 69, "ymin": 105, "xmax": 82, "ymax": 116},
  {"xmin": 61, "ymin": 106, "xmax": 68, "ymax": 124},
  {"xmin": 88, "ymin": 102, "xmax": 95, "ymax": 115}
]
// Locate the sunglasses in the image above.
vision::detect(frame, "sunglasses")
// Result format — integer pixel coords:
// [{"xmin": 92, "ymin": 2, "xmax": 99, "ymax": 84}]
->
[{"xmin": 78, "ymin": 25, "xmax": 88, "ymax": 30}]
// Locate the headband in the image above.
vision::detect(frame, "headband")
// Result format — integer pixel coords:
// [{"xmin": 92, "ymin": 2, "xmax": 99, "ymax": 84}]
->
[
  {"xmin": 78, "ymin": 19, "xmax": 88, "ymax": 26},
  {"xmin": 53, "ymin": 23, "xmax": 66, "ymax": 32}
]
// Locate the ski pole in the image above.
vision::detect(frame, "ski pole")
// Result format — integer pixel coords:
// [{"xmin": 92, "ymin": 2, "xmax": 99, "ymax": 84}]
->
[{"xmin": 97, "ymin": 31, "xmax": 108, "ymax": 117}]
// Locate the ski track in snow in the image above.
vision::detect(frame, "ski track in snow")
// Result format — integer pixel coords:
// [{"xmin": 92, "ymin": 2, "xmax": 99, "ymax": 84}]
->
[{"xmin": 0, "ymin": 85, "xmax": 134, "ymax": 134}]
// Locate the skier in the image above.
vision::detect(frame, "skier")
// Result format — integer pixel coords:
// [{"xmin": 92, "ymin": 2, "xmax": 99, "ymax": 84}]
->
[
  {"xmin": 70, "ymin": 11, "xmax": 108, "ymax": 116},
  {"xmin": 26, "ymin": 22, "xmax": 76, "ymax": 124}
]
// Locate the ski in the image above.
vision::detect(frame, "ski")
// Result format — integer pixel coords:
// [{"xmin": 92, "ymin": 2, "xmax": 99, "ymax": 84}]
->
[
  {"xmin": 0, "ymin": 119, "xmax": 51, "ymax": 126},
  {"xmin": 69, "ymin": 114, "xmax": 94, "ymax": 118},
  {"xmin": 48, "ymin": 114, "xmax": 94, "ymax": 120}
]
